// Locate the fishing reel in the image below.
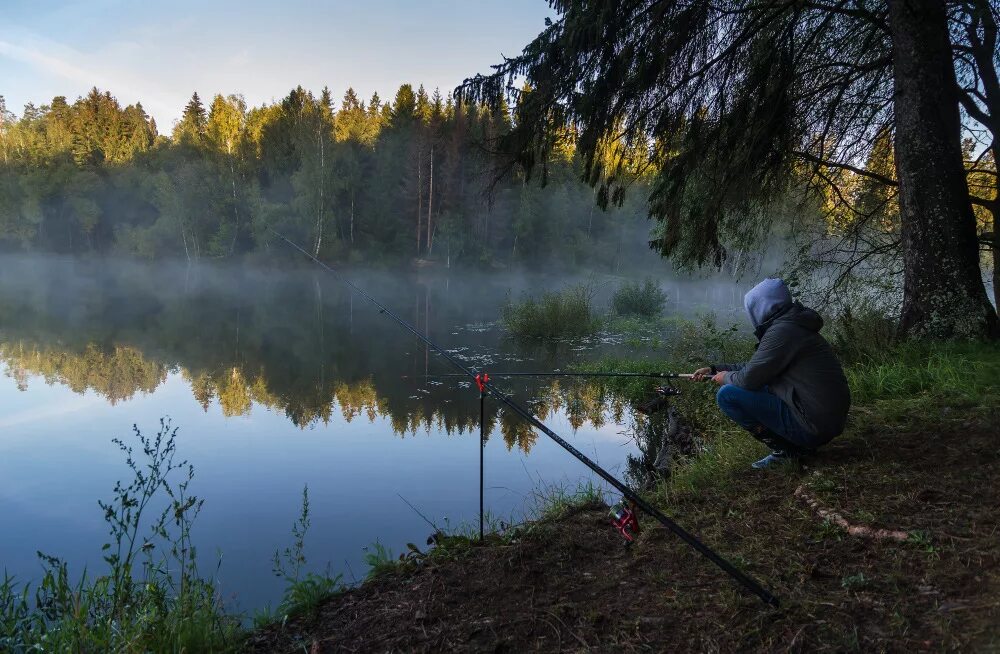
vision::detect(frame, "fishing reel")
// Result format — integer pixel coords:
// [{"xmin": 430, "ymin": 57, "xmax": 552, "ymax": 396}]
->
[
  {"xmin": 636, "ymin": 385, "xmax": 681, "ymax": 415},
  {"xmin": 610, "ymin": 500, "xmax": 640, "ymax": 544}
]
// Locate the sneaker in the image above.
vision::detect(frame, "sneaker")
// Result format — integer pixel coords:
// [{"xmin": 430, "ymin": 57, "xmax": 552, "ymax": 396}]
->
[{"xmin": 751, "ymin": 450, "xmax": 796, "ymax": 469}]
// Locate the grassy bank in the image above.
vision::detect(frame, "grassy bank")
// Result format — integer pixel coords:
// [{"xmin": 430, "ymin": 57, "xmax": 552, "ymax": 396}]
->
[{"xmin": 248, "ymin": 326, "xmax": 1000, "ymax": 652}]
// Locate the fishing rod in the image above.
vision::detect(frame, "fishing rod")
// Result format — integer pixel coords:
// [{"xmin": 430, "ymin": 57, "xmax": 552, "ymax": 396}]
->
[
  {"xmin": 269, "ymin": 228, "xmax": 779, "ymax": 608},
  {"xmin": 406, "ymin": 372, "xmax": 702, "ymax": 380}
]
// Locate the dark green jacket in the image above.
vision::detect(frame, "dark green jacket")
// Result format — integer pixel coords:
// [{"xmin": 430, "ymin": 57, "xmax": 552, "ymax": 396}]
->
[{"xmin": 719, "ymin": 304, "xmax": 851, "ymax": 440}]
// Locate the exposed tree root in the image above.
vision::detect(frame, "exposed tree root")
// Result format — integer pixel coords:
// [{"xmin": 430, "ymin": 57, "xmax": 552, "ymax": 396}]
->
[{"xmin": 794, "ymin": 485, "xmax": 911, "ymax": 542}]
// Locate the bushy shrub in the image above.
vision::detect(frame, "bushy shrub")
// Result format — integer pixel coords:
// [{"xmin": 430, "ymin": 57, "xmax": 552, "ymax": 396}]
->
[
  {"xmin": 501, "ymin": 285, "xmax": 600, "ymax": 338},
  {"xmin": 611, "ymin": 278, "xmax": 667, "ymax": 317}
]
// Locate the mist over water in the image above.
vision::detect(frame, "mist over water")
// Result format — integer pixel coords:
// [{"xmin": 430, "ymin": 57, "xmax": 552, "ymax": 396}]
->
[{"xmin": 0, "ymin": 254, "xmax": 749, "ymax": 611}]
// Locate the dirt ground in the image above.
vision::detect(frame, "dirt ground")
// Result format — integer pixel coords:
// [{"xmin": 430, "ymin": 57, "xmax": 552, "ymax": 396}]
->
[{"xmin": 245, "ymin": 413, "xmax": 1000, "ymax": 653}]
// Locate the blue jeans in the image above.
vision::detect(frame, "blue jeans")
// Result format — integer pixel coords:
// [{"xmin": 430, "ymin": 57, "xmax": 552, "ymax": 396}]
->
[{"xmin": 716, "ymin": 384, "xmax": 819, "ymax": 450}]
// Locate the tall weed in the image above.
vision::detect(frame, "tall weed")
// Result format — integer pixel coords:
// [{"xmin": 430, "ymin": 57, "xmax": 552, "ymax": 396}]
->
[{"xmin": 271, "ymin": 485, "xmax": 342, "ymax": 621}]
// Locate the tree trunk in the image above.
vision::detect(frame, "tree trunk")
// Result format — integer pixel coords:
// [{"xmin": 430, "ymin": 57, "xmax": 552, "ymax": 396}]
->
[
  {"xmin": 417, "ymin": 147, "xmax": 423, "ymax": 255},
  {"xmin": 314, "ymin": 128, "xmax": 325, "ymax": 257},
  {"xmin": 427, "ymin": 146, "xmax": 434, "ymax": 254},
  {"xmin": 889, "ymin": 0, "xmax": 998, "ymax": 338},
  {"xmin": 228, "ymin": 148, "xmax": 239, "ymax": 255},
  {"xmin": 993, "ymin": 229, "xmax": 999, "ymax": 311},
  {"xmin": 181, "ymin": 225, "xmax": 191, "ymax": 262}
]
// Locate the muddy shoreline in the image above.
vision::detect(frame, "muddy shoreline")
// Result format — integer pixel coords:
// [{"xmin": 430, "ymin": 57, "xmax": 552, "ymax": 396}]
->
[{"xmin": 245, "ymin": 414, "xmax": 1000, "ymax": 652}]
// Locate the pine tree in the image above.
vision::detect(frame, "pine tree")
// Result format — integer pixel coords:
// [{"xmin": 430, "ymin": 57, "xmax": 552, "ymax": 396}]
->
[
  {"xmin": 175, "ymin": 91, "xmax": 208, "ymax": 146},
  {"xmin": 43, "ymin": 96, "xmax": 74, "ymax": 159},
  {"xmin": 70, "ymin": 88, "xmax": 105, "ymax": 165},
  {"xmin": 122, "ymin": 103, "xmax": 154, "ymax": 157},
  {"xmin": 390, "ymin": 85, "xmax": 417, "ymax": 126},
  {"xmin": 366, "ymin": 92, "xmax": 384, "ymax": 143},
  {"xmin": 415, "ymin": 85, "xmax": 431, "ymax": 123}
]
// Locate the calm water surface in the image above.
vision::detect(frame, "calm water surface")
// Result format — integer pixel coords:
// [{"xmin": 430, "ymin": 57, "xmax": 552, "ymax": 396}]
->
[{"xmin": 0, "ymin": 255, "xmax": 745, "ymax": 611}]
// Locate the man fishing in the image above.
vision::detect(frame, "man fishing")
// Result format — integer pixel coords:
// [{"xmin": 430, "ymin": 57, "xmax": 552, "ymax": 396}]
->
[{"xmin": 692, "ymin": 278, "xmax": 850, "ymax": 469}]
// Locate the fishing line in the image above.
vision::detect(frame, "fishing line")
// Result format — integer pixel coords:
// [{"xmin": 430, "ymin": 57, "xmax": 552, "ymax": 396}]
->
[{"xmin": 270, "ymin": 228, "xmax": 779, "ymax": 608}]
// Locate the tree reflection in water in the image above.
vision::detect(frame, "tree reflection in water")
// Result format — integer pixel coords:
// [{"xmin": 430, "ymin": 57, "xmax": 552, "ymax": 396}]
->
[{"xmin": 0, "ymin": 255, "xmax": 648, "ymax": 450}]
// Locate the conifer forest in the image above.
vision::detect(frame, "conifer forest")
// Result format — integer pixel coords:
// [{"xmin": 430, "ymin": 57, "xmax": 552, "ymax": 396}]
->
[{"xmin": 0, "ymin": 85, "xmax": 649, "ymax": 269}]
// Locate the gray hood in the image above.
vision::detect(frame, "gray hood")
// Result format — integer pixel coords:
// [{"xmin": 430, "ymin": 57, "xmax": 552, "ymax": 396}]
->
[
  {"xmin": 779, "ymin": 302, "xmax": 824, "ymax": 333},
  {"xmin": 744, "ymin": 278, "xmax": 793, "ymax": 329}
]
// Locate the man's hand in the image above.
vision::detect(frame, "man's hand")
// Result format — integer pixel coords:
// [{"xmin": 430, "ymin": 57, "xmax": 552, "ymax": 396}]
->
[
  {"xmin": 711, "ymin": 371, "xmax": 727, "ymax": 385},
  {"xmin": 692, "ymin": 366, "xmax": 713, "ymax": 381}
]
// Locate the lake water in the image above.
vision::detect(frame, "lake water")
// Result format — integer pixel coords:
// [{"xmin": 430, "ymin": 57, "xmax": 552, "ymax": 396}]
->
[{"xmin": 0, "ymin": 255, "xmax": 746, "ymax": 612}]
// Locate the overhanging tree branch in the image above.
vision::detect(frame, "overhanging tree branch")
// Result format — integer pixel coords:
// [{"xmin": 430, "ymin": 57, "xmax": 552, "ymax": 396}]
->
[{"xmin": 793, "ymin": 149, "xmax": 897, "ymax": 186}]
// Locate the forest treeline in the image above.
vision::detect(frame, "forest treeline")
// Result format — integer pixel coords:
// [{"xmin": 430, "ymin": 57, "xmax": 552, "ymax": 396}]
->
[{"xmin": 0, "ymin": 85, "xmax": 650, "ymax": 268}]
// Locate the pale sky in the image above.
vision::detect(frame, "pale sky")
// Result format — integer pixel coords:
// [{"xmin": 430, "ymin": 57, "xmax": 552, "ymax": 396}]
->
[{"xmin": 0, "ymin": 0, "xmax": 553, "ymax": 129}]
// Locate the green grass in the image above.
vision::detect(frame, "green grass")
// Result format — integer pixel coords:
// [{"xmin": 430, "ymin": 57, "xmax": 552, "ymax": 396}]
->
[
  {"xmin": 355, "ymin": 481, "xmax": 609, "ymax": 578},
  {"xmin": 827, "ymin": 303, "xmax": 897, "ymax": 365},
  {"xmin": 501, "ymin": 285, "xmax": 600, "ymax": 339},
  {"xmin": 529, "ymin": 479, "xmax": 607, "ymax": 522},
  {"xmin": 846, "ymin": 341, "xmax": 1000, "ymax": 405},
  {"xmin": 610, "ymin": 278, "xmax": 667, "ymax": 317},
  {"xmin": 663, "ymin": 430, "xmax": 765, "ymax": 495},
  {"xmin": 362, "ymin": 541, "xmax": 398, "ymax": 579}
]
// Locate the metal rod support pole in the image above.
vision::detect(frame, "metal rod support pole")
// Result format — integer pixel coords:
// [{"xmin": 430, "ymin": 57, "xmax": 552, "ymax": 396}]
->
[{"xmin": 479, "ymin": 391, "xmax": 485, "ymax": 543}]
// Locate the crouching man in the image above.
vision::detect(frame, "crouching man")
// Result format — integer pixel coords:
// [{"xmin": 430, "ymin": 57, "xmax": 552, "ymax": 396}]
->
[{"xmin": 692, "ymin": 278, "xmax": 850, "ymax": 469}]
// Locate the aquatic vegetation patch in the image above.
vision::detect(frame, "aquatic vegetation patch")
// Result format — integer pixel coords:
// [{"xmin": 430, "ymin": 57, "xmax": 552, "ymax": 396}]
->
[
  {"xmin": 610, "ymin": 277, "xmax": 668, "ymax": 317},
  {"xmin": 501, "ymin": 284, "xmax": 601, "ymax": 339}
]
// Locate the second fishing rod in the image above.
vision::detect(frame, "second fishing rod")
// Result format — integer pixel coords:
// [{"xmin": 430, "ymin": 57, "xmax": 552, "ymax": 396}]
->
[
  {"xmin": 406, "ymin": 371, "xmax": 703, "ymax": 380},
  {"xmin": 271, "ymin": 228, "xmax": 779, "ymax": 608}
]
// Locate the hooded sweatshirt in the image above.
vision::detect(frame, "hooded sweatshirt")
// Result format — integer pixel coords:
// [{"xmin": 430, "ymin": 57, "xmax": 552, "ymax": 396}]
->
[{"xmin": 718, "ymin": 278, "xmax": 851, "ymax": 441}]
